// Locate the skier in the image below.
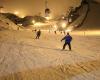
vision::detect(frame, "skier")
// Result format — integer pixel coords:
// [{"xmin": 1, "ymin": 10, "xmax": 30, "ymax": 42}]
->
[
  {"xmin": 36, "ymin": 29, "xmax": 41, "ymax": 39},
  {"xmin": 34, "ymin": 29, "xmax": 37, "ymax": 32},
  {"xmin": 63, "ymin": 31, "xmax": 66, "ymax": 34},
  {"xmin": 61, "ymin": 32, "xmax": 72, "ymax": 51},
  {"xmin": 54, "ymin": 31, "xmax": 57, "ymax": 34}
]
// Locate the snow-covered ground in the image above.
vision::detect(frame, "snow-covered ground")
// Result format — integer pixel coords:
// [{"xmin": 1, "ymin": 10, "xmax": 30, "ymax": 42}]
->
[{"xmin": 0, "ymin": 30, "xmax": 100, "ymax": 80}]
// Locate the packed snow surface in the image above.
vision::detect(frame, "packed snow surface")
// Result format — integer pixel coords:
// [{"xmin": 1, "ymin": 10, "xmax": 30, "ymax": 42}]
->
[{"xmin": 0, "ymin": 30, "xmax": 100, "ymax": 80}]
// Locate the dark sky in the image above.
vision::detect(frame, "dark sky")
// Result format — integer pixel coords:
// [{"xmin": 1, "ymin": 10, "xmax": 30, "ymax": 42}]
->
[
  {"xmin": 0, "ymin": 0, "xmax": 82, "ymax": 17},
  {"xmin": 95, "ymin": 0, "xmax": 100, "ymax": 2},
  {"xmin": 1, "ymin": 0, "xmax": 99, "ymax": 17}
]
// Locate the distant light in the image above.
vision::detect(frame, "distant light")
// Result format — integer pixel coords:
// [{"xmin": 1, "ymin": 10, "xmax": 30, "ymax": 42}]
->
[
  {"xmin": 53, "ymin": 25, "xmax": 57, "ymax": 30},
  {"xmin": 20, "ymin": 15, "xmax": 25, "ymax": 18},
  {"xmin": 66, "ymin": 26, "xmax": 73, "ymax": 32},
  {"xmin": 14, "ymin": 11, "xmax": 19, "ymax": 15},
  {"xmin": 62, "ymin": 16, "xmax": 65, "ymax": 19},
  {"xmin": 45, "ymin": 14, "xmax": 53, "ymax": 20},
  {"xmin": 54, "ymin": 25, "xmax": 57, "ymax": 28},
  {"xmin": 66, "ymin": 29, "xmax": 72, "ymax": 32},
  {"xmin": 69, "ymin": 18, "xmax": 72, "ymax": 23},
  {"xmin": 45, "ymin": 16, "xmax": 52, "ymax": 20},
  {"xmin": 32, "ymin": 20, "xmax": 35, "ymax": 24},
  {"xmin": 18, "ymin": 24, "xmax": 22, "ymax": 26},
  {"xmin": 45, "ymin": 17, "xmax": 50, "ymax": 20},
  {"xmin": 34, "ymin": 22, "xmax": 47, "ymax": 26},
  {"xmin": 0, "ymin": 10, "xmax": 4, "ymax": 13},
  {"xmin": 62, "ymin": 22, "xmax": 66, "ymax": 28}
]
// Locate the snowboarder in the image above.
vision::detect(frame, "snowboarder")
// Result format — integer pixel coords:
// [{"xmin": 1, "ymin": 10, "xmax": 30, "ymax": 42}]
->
[
  {"xmin": 61, "ymin": 32, "xmax": 72, "ymax": 51},
  {"xmin": 36, "ymin": 29, "xmax": 41, "ymax": 39}
]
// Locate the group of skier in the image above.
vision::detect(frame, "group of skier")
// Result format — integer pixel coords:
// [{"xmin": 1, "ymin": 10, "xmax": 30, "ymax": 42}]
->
[{"xmin": 34, "ymin": 29, "xmax": 72, "ymax": 51}]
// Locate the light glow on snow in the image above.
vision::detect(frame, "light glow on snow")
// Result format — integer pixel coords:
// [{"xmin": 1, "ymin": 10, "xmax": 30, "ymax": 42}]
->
[
  {"xmin": 66, "ymin": 29, "xmax": 72, "ymax": 32},
  {"xmin": 53, "ymin": 25, "xmax": 58, "ymax": 30},
  {"xmin": 32, "ymin": 20, "xmax": 35, "ymax": 24},
  {"xmin": 20, "ymin": 15, "xmax": 25, "ymax": 18},
  {"xmin": 14, "ymin": 11, "xmax": 19, "ymax": 15},
  {"xmin": 62, "ymin": 22, "xmax": 66, "ymax": 28},
  {"xmin": 45, "ymin": 16, "xmax": 52, "ymax": 20},
  {"xmin": 71, "ymin": 30, "xmax": 100, "ymax": 36}
]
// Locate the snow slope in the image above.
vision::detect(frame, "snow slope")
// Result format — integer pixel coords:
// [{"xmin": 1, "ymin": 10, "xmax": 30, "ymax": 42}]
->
[
  {"xmin": 0, "ymin": 14, "xmax": 18, "ymax": 30},
  {"xmin": 0, "ymin": 30, "xmax": 100, "ymax": 80}
]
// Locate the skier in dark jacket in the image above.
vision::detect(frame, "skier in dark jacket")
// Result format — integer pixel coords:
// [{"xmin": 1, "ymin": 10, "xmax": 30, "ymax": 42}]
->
[
  {"xmin": 61, "ymin": 32, "xmax": 72, "ymax": 51},
  {"xmin": 36, "ymin": 29, "xmax": 41, "ymax": 39}
]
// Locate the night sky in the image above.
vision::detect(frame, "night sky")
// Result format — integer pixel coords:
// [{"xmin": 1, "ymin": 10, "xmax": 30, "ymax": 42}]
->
[
  {"xmin": 0, "ymin": 0, "xmax": 100, "ymax": 17},
  {"xmin": 0, "ymin": 0, "xmax": 82, "ymax": 17}
]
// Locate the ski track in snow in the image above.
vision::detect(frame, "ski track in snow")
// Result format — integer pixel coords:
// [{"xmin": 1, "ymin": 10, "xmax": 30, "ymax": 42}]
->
[{"xmin": 0, "ymin": 30, "xmax": 100, "ymax": 80}]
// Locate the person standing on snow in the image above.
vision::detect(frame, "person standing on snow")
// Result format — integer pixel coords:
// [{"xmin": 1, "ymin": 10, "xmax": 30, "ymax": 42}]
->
[
  {"xmin": 61, "ymin": 32, "xmax": 72, "ymax": 51},
  {"xmin": 36, "ymin": 29, "xmax": 41, "ymax": 39}
]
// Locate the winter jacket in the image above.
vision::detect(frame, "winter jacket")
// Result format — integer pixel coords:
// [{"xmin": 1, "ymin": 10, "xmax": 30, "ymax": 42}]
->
[{"xmin": 61, "ymin": 35, "xmax": 72, "ymax": 43}]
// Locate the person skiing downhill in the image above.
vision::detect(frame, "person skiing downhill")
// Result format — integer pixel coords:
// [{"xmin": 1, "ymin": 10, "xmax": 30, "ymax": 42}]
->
[{"xmin": 61, "ymin": 32, "xmax": 72, "ymax": 51}]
